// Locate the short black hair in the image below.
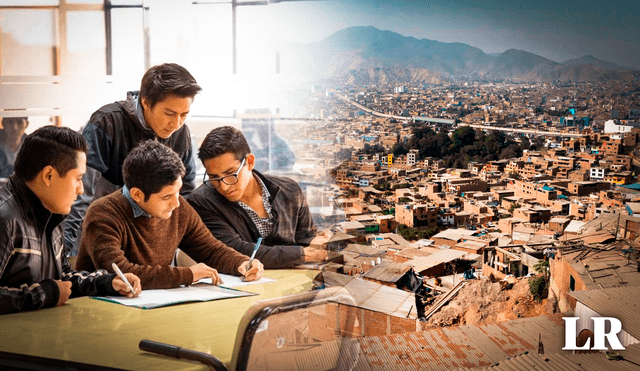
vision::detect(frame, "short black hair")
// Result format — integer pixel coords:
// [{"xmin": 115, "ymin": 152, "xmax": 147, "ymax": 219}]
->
[
  {"xmin": 123, "ymin": 140, "xmax": 185, "ymax": 201},
  {"xmin": 198, "ymin": 126, "xmax": 251, "ymax": 162},
  {"xmin": 139, "ymin": 63, "xmax": 202, "ymax": 109},
  {"xmin": 14, "ymin": 125, "xmax": 88, "ymax": 182}
]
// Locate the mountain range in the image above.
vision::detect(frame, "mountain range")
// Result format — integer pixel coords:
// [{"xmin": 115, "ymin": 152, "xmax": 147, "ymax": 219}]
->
[{"xmin": 280, "ymin": 26, "xmax": 637, "ymax": 85}]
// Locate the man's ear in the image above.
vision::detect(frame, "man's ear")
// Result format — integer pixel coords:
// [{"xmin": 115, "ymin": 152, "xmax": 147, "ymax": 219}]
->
[
  {"xmin": 129, "ymin": 187, "xmax": 145, "ymax": 203},
  {"xmin": 140, "ymin": 96, "xmax": 149, "ymax": 111},
  {"xmin": 246, "ymin": 153, "xmax": 256, "ymax": 171},
  {"xmin": 41, "ymin": 166, "xmax": 55, "ymax": 187}
]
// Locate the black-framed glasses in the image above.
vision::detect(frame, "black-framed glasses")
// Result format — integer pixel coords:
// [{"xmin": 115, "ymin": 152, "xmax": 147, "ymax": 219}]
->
[{"xmin": 203, "ymin": 156, "xmax": 246, "ymax": 189}]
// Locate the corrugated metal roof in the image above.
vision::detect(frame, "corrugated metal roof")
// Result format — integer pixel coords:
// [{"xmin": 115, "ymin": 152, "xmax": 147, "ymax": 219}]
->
[
  {"xmin": 497, "ymin": 316, "xmax": 566, "ymax": 354},
  {"xmin": 628, "ymin": 202, "xmax": 640, "ymax": 213},
  {"xmin": 341, "ymin": 220, "xmax": 366, "ymax": 229},
  {"xmin": 475, "ymin": 319, "xmax": 536, "ymax": 357},
  {"xmin": 458, "ymin": 325, "xmax": 510, "ymax": 364},
  {"xmin": 409, "ymin": 249, "xmax": 470, "ymax": 272},
  {"xmin": 481, "ymin": 343, "xmax": 640, "ymax": 371},
  {"xmin": 362, "ymin": 261, "xmax": 411, "ymax": 282},
  {"xmin": 360, "ymin": 284, "xmax": 410, "ymax": 315},
  {"xmin": 379, "ymin": 233, "xmax": 410, "ymax": 246},
  {"xmin": 564, "ymin": 220, "xmax": 586, "ymax": 233},
  {"xmin": 321, "ymin": 271, "xmax": 355, "ymax": 287},
  {"xmin": 564, "ymin": 247, "xmax": 640, "ymax": 290},
  {"xmin": 393, "ymin": 247, "xmax": 434, "ymax": 259},
  {"xmin": 255, "ymin": 338, "xmax": 369, "ymax": 371},
  {"xmin": 357, "ymin": 315, "xmax": 565, "ymax": 370},
  {"xmin": 456, "ymin": 240, "xmax": 486, "ymax": 250},
  {"xmin": 246, "ymin": 317, "xmax": 640, "ymax": 370},
  {"xmin": 343, "ymin": 244, "xmax": 386, "ymax": 256},
  {"xmin": 569, "ymin": 286, "xmax": 640, "ymax": 339},
  {"xmin": 432, "ymin": 228, "xmax": 477, "ymax": 241},
  {"xmin": 327, "ymin": 231, "xmax": 357, "ymax": 243},
  {"xmin": 342, "ymin": 276, "xmax": 382, "ymax": 304},
  {"xmin": 322, "ymin": 273, "xmax": 418, "ymax": 319},
  {"xmin": 392, "ymin": 295, "xmax": 418, "ymax": 319}
]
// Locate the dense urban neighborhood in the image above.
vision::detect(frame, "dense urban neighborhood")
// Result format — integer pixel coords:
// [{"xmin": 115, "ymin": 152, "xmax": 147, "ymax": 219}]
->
[{"xmin": 267, "ymin": 80, "xmax": 640, "ymax": 367}]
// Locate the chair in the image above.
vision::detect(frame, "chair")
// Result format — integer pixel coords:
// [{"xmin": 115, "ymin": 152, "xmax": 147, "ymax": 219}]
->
[{"xmin": 140, "ymin": 286, "xmax": 361, "ymax": 371}]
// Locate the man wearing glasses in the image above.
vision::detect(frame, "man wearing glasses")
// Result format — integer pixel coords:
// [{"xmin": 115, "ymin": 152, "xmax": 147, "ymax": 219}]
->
[
  {"xmin": 76, "ymin": 140, "xmax": 263, "ymax": 288},
  {"xmin": 186, "ymin": 126, "xmax": 328, "ymax": 268}
]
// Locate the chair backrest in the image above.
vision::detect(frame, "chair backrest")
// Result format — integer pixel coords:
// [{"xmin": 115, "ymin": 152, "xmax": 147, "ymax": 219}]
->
[{"xmin": 229, "ymin": 286, "xmax": 362, "ymax": 371}]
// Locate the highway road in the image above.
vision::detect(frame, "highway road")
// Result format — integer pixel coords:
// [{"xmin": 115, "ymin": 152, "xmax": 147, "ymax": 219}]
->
[{"xmin": 334, "ymin": 92, "xmax": 586, "ymax": 138}]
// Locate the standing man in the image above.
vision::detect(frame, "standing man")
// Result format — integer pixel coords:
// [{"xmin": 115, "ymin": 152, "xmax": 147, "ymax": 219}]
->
[
  {"xmin": 0, "ymin": 126, "xmax": 141, "ymax": 315},
  {"xmin": 64, "ymin": 63, "xmax": 201, "ymax": 257},
  {"xmin": 0, "ymin": 116, "xmax": 29, "ymax": 178},
  {"xmin": 76, "ymin": 140, "xmax": 263, "ymax": 289},
  {"xmin": 187, "ymin": 126, "xmax": 328, "ymax": 269}
]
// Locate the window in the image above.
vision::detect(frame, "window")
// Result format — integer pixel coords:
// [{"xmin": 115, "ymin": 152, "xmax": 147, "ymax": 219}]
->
[
  {"xmin": 0, "ymin": 1, "xmax": 145, "ymax": 129},
  {"xmin": 0, "ymin": 9, "xmax": 56, "ymax": 75},
  {"xmin": 569, "ymin": 274, "xmax": 575, "ymax": 291}
]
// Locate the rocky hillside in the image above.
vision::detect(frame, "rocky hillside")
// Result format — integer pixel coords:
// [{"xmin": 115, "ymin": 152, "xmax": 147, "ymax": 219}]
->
[
  {"xmin": 281, "ymin": 26, "xmax": 637, "ymax": 85},
  {"xmin": 424, "ymin": 276, "xmax": 556, "ymax": 328}
]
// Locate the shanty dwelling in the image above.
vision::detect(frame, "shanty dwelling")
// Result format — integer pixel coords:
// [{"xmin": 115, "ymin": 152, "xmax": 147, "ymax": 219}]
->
[
  {"xmin": 324, "ymin": 231, "xmax": 357, "ymax": 252},
  {"xmin": 330, "ymin": 244, "xmax": 387, "ymax": 275},
  {"xmin": 312, "ymin": 271, "xmax": 419, "ymax": 338},
  {"xmin": 482, "ymin": 245, "xmax": 542, "ymax": 279},
  {"xmin": 392, "ymin": 246, "xmax": 441, "ymax": 263},
  {"xmin": 569, "ymin": 286, "xmax": 640, "ymax": 349},
  {"xmin": 362, "ymin": 261, "xmax": 412, "ymax": 288},
  {"xmin": 549, "ymin": 240, "xmax": 640, "ymax": 313}
]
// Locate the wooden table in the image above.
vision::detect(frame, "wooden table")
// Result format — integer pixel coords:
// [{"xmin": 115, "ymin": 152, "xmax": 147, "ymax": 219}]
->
[{"xmin": 0, "ymin": 269, "xmax": 318, "ymax": 370}]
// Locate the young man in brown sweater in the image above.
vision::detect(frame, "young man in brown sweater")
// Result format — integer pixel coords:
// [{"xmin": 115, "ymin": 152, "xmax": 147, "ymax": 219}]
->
[{"xmin": 76, "ymin": 140, "xmax": 263, "ymax": 289}]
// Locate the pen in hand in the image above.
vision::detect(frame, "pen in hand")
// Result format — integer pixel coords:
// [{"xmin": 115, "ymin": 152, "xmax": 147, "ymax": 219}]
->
[
  {"xmin": 242, "ymin": 237, "xmax": 262, "ymax": 281},
  {"xmin": 112, "ymin": 262, "xmax": 137, "ymax": 296}
]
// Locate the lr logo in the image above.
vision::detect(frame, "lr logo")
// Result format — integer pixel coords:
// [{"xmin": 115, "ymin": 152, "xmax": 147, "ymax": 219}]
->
[{"xmin": 562, "ymin": 317, "xmax": 626, "ymax": 350}]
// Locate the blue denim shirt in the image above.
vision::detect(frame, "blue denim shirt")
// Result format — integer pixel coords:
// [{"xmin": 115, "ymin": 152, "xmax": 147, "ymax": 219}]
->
[{"xmin": 122, "ymin": 185, "xmax": 151, "ymax": 218}]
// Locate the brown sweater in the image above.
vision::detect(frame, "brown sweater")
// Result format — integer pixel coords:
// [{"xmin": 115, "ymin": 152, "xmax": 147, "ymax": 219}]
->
[{"xmin": 76, "ymin": 190, "xmax": 249, "ymax": 289}]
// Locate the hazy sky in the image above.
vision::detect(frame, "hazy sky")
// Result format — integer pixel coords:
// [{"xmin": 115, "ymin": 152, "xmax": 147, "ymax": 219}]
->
[
  {"xmin": 266, "ymin": 0, "xmax": 640, "ymax": 69},
  {"xmin": 3, "ymin": 0, "xmax": 638, "ymax": 117}
]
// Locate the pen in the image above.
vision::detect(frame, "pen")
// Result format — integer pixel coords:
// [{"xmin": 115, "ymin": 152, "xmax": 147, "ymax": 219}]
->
[
  {"xmin": 112, "ymin": 262, "xmax": 136, "ymax": 295},
  {"xmin": 245, "ymin": 237, "xmax": 262, "ymax": 272}
]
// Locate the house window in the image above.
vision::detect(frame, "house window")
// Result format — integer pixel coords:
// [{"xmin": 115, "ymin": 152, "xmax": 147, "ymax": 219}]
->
[{"xmin": 569, "ymin": 275, "xmax": 575, "ymax": 291}]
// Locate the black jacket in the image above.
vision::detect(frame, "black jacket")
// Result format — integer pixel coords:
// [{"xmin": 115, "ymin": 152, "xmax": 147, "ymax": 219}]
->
[
  {"xmin": 187, "ymin": 171, "xmax": 316, "ymax": 268},
  {"xmin": 63, "ymin": 91, "xmax": 197, "ymax": 255},
  {"xmin": 0, "ymin": 176, "xmax": 118, "ymax": 315}
]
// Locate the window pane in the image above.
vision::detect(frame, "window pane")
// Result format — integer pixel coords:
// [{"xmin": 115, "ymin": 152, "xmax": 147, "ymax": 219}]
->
[
  {"xmin": 0, "ymin": 9, "xmax": 56, "ymax": 75},
  {"xmin": 64, "ymin": 11, "xmax": 106, "ymax": 75},
  {"xmin": 111, "ymin": 8, "xmax": 145, "ymax": 78},
  {"xmin": 179, "ymin": 3, "xmax": 234, "ymax": 116},
  {"xmin": 237, "ymin": 6, "xmax": 277, "ymax": 76}
]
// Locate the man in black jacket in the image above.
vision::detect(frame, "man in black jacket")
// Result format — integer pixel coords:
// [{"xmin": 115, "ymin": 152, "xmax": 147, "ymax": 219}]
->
[
  {"xmin": 187, "ymin": 126, "xmax": 328, "ymax": 268},
  {"xmin": 0, "ymin": 126, "xmax": 141, "ymax": 315},
  {"xmin": 63, "ymin": 63, "xmax": 201, "ymax": 256}
]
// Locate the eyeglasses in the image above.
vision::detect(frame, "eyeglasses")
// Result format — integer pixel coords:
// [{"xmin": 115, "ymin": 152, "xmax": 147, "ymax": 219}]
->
[{"xmin": 203, "ymin": 156, "xmax": 246, "ymax": 189}]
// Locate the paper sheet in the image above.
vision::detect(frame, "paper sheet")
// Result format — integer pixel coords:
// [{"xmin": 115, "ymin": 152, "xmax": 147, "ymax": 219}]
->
[
  {"xmin": 94, "ymin": 282, "xmax": 254, "ymax": 309},
  {"xmin": 197, "ymin": 273, "xmax": 275, "ymax": 287},
  {"xmin": 93, "ymin": 274, "xmax": 274, "ymax": 309}
]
